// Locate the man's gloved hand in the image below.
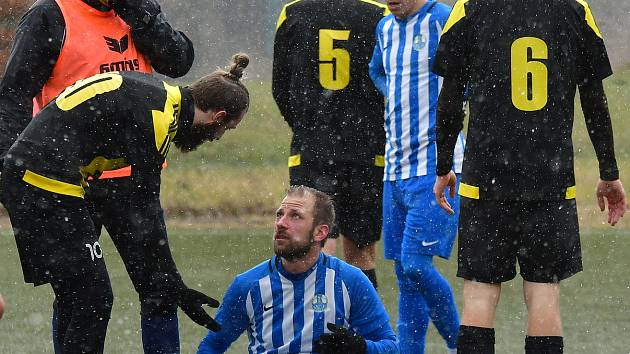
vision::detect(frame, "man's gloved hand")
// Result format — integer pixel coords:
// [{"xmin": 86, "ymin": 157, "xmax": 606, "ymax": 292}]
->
[
  {"xmin": 176, "ymin": 287, "xmax": 221, "ymax": 331},
  {"xmin": 314, "ymin": 323, "xmax": 367, "ymax": 354},
  {"xmin": 110, "ymin": 0, "xmax": 161, "ymax": 30}
]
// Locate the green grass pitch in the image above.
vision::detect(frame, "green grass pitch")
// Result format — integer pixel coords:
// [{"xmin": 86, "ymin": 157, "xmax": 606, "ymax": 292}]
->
[{"xmin": 0, "ymin": 224, "xmax": 628, "ymax": 353}]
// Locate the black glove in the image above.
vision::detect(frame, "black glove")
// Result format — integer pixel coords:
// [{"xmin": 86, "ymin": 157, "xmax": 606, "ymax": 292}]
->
[
  {"xmin": 176, "ymin": 287, "xmax": 221, "ymax": 331},
  {"xmin": 110, "ymin": 0, "xmax": 161, "ymax": 30},
  {"xmin": 314, "ymin": 323, "xmax": 367, "ymax": 354}
]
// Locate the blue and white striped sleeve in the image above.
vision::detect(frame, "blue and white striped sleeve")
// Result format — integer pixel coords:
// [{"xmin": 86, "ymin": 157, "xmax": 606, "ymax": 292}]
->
[
  {"xmin": 346, "ymin": 267, "xmax": 399, "ymax": 353},
  {"xmin": 197, "ymin": 276, "xmax": 250, "ymax": 354},
  {"xmin": 369, "ymin": 20, "xmax": 387, "ymax": 97}
]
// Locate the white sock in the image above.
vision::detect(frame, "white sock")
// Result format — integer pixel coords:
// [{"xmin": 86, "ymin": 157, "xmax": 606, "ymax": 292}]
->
[{"xmin": 447, "ymin": 348, "xmax": 457, "ymax": 354}]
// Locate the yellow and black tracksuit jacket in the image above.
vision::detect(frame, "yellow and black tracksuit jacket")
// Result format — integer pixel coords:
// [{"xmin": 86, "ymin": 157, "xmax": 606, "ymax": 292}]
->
[{"xmin": 4, "ymin": 71, "xmax": 193, "ymax": 207}]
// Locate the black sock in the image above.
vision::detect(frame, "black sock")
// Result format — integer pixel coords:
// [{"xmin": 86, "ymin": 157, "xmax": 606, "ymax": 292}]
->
[
  {"xmin": 458, "ymin": 325, "xmax": 495, "ymax": 354},
  {"xmin": 525, "ymin": 336, "xmax": 563, "ymax": 354},
  {"xmin": 361, "ymin": 269, "xmax": 378, "ymax": 290}
]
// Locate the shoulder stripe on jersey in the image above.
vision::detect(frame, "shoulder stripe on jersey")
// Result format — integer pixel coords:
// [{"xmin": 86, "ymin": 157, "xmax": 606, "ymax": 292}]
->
[
  {"xmin": 574, "ymin": 0, "xmax": 603, "ymax": 38},
  {"xmin": 56, "ymin": 73, "xmax": 123, "ymax": 111},
  {"xmin": 276, "ymin": 0, "xmax": 303, "ymax": 30},
  {"xmin": 359, "ymin": 0, "xmax": 391, "ymax": 15},
  {"xmin": 442, "ymin": 0, "xmax": 469, "ymax": 34},
  {"xmin": 152, "ymin": 82, "xmax": 181, "ymax": 157}
]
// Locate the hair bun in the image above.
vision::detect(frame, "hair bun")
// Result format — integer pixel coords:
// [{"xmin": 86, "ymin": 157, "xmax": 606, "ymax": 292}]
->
[{"xmin": 228, "ymin": 53, "xmax": 250, "ymax": 80}]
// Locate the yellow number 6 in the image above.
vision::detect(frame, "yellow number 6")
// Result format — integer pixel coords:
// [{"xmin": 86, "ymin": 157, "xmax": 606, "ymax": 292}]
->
[{"xmin": 511, "ymin": 37, "xmax": 548, "ymax": 111}]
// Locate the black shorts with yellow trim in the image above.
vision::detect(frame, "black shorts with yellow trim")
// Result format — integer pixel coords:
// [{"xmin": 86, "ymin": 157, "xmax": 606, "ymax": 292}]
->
[
  {"xmin": 288, "ymin": 154, "xmax": 384, "ymax": 247},
  {"xmin": 0, "ymin": 166, "xmax": 101, "ymax": 286},
  {"xmin": 457, "ymin": 185, "xmax": 582, "ymax": 283}
]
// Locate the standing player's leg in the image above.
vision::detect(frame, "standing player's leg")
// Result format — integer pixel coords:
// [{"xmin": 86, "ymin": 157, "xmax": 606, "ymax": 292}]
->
[
  {"xmin": 54, "ymin": 178, "xmax": 107, "ymax": 353},
  {"xmin": 342, "ymin": 238, "xmax": 377, "ymax": 287},
  {"xmin": 458, "ymin": 280, "xmax": 501, "ymax": 354},
  {"xmin": 383, "ymin": 180, "xmax": 428, "ymax": 352},
  {"xmin": 457, "ymin": 199, "xmax": 523, "ymax": 354},
  {"xmin": 398, "ymin": 175, "xmax": 460, "ymax": 352},
  {"xmin": 523, "ymin": 281, "xmax": 563, "ymax": 353},
  {"xmin": 338, "ymin": 163, "xmax": 383, "ymax": 289},
  {"xmin": 518, "ymin": 200, "xmax": 581, "ymax": 354},
  {"xmin": 92, "ymin": 178, "xmax": 180, "ymax": 354},
  {"xmin": 2, "ymin": 176, "xmax": 114, "ymax": 354},
  {"xmin": 395, "ymin": 260, "xmax": 430, "ymax": 353},
  {"xmin": 49, "ymin": 263, "xmax": 113, "ymax": 353}
]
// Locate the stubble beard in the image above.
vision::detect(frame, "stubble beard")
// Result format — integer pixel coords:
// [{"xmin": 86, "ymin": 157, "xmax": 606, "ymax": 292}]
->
[{"xmin": 273, "ymin": 228, "xmax": 316, "ymax": 262}]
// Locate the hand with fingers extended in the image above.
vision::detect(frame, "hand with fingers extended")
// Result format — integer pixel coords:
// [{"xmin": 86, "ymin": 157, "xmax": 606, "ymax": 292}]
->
[
  {"xmin": 596, "ymin": 179, "xmax": 627, "ymax": 226},
  {"xmin": 177, "ymin": 286, "xmax": 221, "ymax": 331},
  {"xmin": 314, "ymin": 323, "xmax": 367, "ymax": 354}
]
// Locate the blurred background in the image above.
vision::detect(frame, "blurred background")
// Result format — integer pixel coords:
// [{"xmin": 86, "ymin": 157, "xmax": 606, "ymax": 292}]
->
[
  {"xmin": 2, "ymin": 0, "xmax": 629, "ymax": 79},
  {"xmin": 0, "ymin": 2, "xmax": 628, "ymax": 353}
]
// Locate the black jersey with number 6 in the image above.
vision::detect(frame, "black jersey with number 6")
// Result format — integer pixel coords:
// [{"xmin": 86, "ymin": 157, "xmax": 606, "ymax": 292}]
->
[
  {"xmin": 433, "ymin": 0, "xmax": 612, "ymax": 200},
  {"xmin": 272, "ymin": 0, "xmax": 388, "ymax": 165}
]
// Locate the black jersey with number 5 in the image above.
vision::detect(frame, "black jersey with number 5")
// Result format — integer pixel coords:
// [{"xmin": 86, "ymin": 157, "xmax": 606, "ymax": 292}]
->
[
  {"xmin": 433, "ymin": 0, "xmax": 612, "ymax": 200},
  {"xmin": 272, "ymin": 0, "xmax": 388, "ymax": 165}
]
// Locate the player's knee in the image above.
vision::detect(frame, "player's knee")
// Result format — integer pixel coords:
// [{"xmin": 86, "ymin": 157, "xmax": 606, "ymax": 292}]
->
[
  {"xmin": 395, "ymin": 262, "xmax": 421, "ymax": 292},
  {"xmin": 400, "ymin": 255, "xmax": 438, "ymax": 284},
  {"xmin": 78, "ymin": 281, "xmax": 114, "ymax": 320}
]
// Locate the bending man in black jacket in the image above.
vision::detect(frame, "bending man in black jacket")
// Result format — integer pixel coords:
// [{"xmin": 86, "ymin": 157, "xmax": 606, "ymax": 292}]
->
[
  {"xmin": 1, "ymin": 56, "xmax": 250, "ymax": 354},
  {"xmin": 0, "ymin": 0, "xmax": 194, "ymax": 352}
]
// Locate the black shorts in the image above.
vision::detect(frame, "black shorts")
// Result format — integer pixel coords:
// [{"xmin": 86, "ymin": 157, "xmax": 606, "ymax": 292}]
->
[
  {"xmin": 457, "ymin": 198, "xmax": 582, "ymax": 283},
  {"xmin": 290, "ymin": 162, "xmax": 383, "ymax": 247},
  {"xmin": 0, "ymin": 167, "xmax": 105, "ymax": 286}
]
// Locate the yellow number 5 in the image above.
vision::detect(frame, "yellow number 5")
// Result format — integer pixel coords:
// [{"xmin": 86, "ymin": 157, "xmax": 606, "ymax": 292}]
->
[
  {"xmin": 319, "ymin": 29, "xmax": 350, "ymax": 90},
  {"xmin": 511, "ymin": 37, "xmax": 548, "ymax": 111}
]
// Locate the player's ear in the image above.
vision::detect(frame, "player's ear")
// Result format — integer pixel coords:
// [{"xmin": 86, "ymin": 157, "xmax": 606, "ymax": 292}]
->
[
  {"xmin": 210, "ymin": 109, "xmax": 227, "ymax": 124},
  {"xmin": 312, "ymin": 224, "xmax": 330, "ymax": 243}
]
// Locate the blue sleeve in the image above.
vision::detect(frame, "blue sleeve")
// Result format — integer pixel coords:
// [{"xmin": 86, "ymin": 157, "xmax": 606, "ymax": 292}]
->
[
  {"xmin": 346, "ymin": 268, "xmax": 399, "ymax": 354},
  {"xmin": 197, "ymin": 276, "xmax": 250, "ymax": 354},
  {"xmin": 368, "ymin": 22, "xmax": 387, "ymax": 97},
  {"xmin": 434, "ymin": 2, "xmax": 452, "ymax": 28}
]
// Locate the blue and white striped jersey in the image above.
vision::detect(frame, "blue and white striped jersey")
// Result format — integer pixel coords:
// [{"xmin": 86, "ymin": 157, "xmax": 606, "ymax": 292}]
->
[
  {"xmin": 197, "ymin": 254, "xmax": 398, "ymax": 354},
  {"xmin": 369, "ymin": 1, "xmax": 464, "ymax": 181}
]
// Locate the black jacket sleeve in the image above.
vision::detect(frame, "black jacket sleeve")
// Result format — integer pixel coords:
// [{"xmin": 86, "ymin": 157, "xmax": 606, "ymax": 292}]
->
[
  {"xmin": 436, "ymin": 78, "xmax": 466, "ymax": 176},
  {"xmin": 125, "ymin": 108, "xmax": 185, "ymax": 293},
  {"xmin": 113, "ymin": 0, "xmax": 194, "ymax": 78},
  {"xmin": 272, "ymin": 16, "xmax": 294, "ymax": 129},
  {"xmin": 0, "ymin": 0, "xmax": 64, "ymax": 158},
  {"xmin": 579, "ymin": 80, "xmax": 619, "ymax": 181}
]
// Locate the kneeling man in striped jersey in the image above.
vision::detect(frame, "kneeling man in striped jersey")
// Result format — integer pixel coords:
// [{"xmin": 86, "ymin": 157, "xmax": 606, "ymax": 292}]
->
[{"xmin": 197, "ymin": 185, "xmax": 398, "ymax": 354}]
